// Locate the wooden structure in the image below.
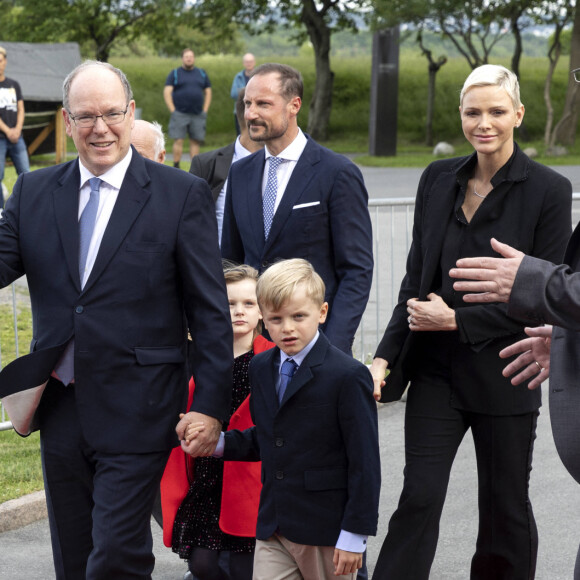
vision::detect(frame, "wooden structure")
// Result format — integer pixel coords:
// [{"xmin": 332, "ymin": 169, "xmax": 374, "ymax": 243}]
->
[{"xmin": 0, "ymin": 42, "xmax": 81, "ymax": 163}]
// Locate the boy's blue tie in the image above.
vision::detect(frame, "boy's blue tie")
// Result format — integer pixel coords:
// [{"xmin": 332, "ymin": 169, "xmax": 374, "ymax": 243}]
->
[
  {"xmin": 263, "ymin": 156, "xmax": 282, "ymax": 239},
  {"xmin": 278, "ymin": 358, "xmax": 297, "ymax": 403}
]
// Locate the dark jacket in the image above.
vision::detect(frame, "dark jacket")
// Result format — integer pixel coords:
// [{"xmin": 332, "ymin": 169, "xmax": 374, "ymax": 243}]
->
[{"xmin": 376, "ymin": 144, "xmax": 572, "ymax": 414}]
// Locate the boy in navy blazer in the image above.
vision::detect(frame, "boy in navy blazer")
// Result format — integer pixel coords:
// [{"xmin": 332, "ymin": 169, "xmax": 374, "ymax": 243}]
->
[{"xmin": 184, "ymin": 258, "xmax": 381, "ymax": 579}]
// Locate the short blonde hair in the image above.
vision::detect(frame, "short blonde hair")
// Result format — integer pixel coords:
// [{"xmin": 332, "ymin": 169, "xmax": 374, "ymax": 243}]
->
[
  {"xmin": 460, "ymin": 64, "xmax": 522, "ymax": 110},
  {"xmin": 256, "ymin": 259, "xmax": 325, "ymax": 310},
  {"xmin": 0, "ymin": 46, "xmax": 6, "ymax": 58}
]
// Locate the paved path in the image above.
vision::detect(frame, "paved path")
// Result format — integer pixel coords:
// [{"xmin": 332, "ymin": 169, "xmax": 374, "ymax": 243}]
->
[
  {"xmin": 1, "ymin": 387, "xmax": 580, "ymax": 579},
  {"xmin": 2, "ymin": 163, "xmax": 580, "ymax": 578}
]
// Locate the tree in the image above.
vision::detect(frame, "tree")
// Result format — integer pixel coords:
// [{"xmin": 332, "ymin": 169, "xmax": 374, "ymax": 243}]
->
[
  {"xmin": 417, "ymin": 29, "xmax": 447, "ymax": 146},
  {"xmin": 374, "ymin": 0, "xmax": 507, "ymax": 70},
  {"xmin": 550, "ymin": 1, "xmax": 580, "ymax": 146},
  {"xmin": 537, "ymin": 0, "xmax": 575, "ymax": 146},
  {"xmin": 189, "ymin": 0, "xmax": 373, "ymax": 141},
  {"xmin": 3, "ymin": 0, "xmax": 186, "ymax": 62}
]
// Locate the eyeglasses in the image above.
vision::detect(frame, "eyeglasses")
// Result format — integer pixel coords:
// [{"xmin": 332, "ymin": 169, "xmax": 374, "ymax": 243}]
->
[
  {"xmin": 67, "ymin": 107, "xmax": 129, "ymax": 128},
  {"xmin": 571, "ymin": 69, "xmax": 580, "ymax": 84}
]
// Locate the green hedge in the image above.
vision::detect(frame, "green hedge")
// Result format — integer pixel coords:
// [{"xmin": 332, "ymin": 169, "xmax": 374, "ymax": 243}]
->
[{"xmin": 112, "ymin": 54, "xmax": 573, "ymax": 148}]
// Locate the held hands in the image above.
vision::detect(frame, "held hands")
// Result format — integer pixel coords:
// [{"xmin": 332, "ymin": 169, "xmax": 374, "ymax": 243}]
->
[
  {"xmin": 176, "ymin": 412, "xmax": 221, "ymax": 457},
  {"xmin": 407, "ymin": 293, "xmax": 457, "ymax": 332},
  {"xmin": 499, "ymin": 326, "xmax": 552, "ymax": 390},
  {"xmin": 333, "ymin": 549, "xmax": 362, "ymax": 576},
  {"xmin": 449, "ymin": 238, "xmax": 524, "ymax": 303}
]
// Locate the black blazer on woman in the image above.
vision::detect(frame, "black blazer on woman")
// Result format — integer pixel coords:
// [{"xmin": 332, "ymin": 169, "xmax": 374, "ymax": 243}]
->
[{"xmin": 376, "ymin": 144, "xmax": 572, "ymax": 415}]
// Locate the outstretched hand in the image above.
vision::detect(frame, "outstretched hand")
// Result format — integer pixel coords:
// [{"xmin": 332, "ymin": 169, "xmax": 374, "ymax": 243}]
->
[
  {"xmin": 499, "ymin": 326, "xmax": 552, "ymax": 390},
  {"xmin": 449, "ymin": 238, "xmax": 525, "ymax": 303}
]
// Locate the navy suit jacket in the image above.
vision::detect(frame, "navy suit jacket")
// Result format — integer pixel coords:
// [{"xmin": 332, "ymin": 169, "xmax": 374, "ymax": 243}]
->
[
  {"xmin": 221, "ymin": 136, "xmax": 373, "ymax": 353},
  {"xmin": 0, "ymin": 148, "xmax": 233, "ymax": 453},
  {"xmin": 223, "ymin": 333, "xmax": 381, "ymax": 546},
  {"xmin": 189, "ymin": 142, "xmax": 235, "ymax": 202}
]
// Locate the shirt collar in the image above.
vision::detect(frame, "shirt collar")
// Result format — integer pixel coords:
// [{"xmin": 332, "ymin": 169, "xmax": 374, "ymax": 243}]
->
[
  {"xmin": 234, "ymin": 135, "xmax": 252, "ymax": 158},
  {"xmin": 279, "ymin": 330, "xmax": 319, "ymax": 371},
  {"xmin": 78, "ymin": 147, "xmax": 133, "ymax": 190},
  {"xmin": 265, "ymin": 128, "xmax": 307, "ymax": 163}
]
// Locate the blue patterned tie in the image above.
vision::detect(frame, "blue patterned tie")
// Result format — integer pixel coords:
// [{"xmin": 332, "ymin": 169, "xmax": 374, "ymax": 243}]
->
[
  {"xmin": 278, "ymin": 358, "xmax": 297, "ymax": 403},
  {"xmin": 79, "ymin": 177, "xmax": 101, "ymax": 283},
  {"xmin": 54, "ymin": 177, "xmax": 101, "ymax": 385},
  {"xmin": 263, "ymin": 156, "xmax": 282, "ymax": 239}
]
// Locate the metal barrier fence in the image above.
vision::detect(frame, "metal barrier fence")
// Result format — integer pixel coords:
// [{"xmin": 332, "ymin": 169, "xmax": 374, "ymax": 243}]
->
[{"xmin": 2, "ymin": 194, "xmax": 580, "ymax": 429}]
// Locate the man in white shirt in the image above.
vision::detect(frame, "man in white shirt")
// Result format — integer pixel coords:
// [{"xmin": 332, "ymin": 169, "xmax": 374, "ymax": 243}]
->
[
  {"xmin": 221, "ymin": 63, "xmax": 373, "ymax": 355},
  {"xmin": 0, "ymin": 60, "xmax": 232, "ymax": 579}
]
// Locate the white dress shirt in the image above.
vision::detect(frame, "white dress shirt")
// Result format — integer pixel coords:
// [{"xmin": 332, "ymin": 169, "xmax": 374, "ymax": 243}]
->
[
  {"xmin": 261, "ymin": 128, "xmax": 307, "ymax": 213},
  {"xmin": 216, "ymin": 136, "xmax": 255, "ymax": 245},
  {"xmin": 78, "ymin": 149, "xmax": 132, "ymax": 288}
]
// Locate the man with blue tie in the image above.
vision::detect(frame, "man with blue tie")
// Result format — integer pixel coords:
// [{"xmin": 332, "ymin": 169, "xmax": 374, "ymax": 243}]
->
[
  {"xmin": 0, "ymin": 60, "xmax": 232, "ymax": 579},
  {"xmin": 221, "ymin": 63, "xmax": 373, "ymax": 355}
]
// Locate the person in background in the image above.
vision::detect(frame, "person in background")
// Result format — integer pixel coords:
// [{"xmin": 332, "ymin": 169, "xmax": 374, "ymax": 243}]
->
[
  {"xmin": 190, "ymin": 89, "xmax": 263, "ymax": 244},
  {"xmin": 369, "ymin": 64, "xmax": 572, "ymax": 580},
  {"xmin": 0, "ymin": 44, "xmax": 30, "ymax": 208},
  {"xmin": 164, "ymin": 48, "xmax": 211, "ymax": 168},
  {"xmin": 132, "ymin": 119, "xmax": 166, "ymax": 163},
  {"xmin": 164, "ymin": 263, "xmax": 273, "ymax": 580},
  {"xmin": 230, "ymin": 53, "xmax": 255, "ymax": 135}
]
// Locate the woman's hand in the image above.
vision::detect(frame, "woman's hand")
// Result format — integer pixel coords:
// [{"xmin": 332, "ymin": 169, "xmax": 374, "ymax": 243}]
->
[
  {"xmin": 407, "ymin": 293, "xmax": 457, "ymax": 332},
  {"xmin": 369, "ymin": 357, "xmax": 388, "ymax": 401}
]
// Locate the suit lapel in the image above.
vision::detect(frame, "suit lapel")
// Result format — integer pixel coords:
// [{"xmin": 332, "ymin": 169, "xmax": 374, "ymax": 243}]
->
[
  {"xmin": 417, "ymin": 170, "xmax": 458, "ymax": 300},
  {"xmin": 211, "ymin": 144, "xmax": 235, "ymax": 199},
  {"xmin": 264, "ymin": 139, "xmax": 319, "ymax": 254},
  {"xmin": 245, "ymin": 152, "xmax": 268, "ymax": 256},
  {"xmin": 53, "ymin": 161, "xmax": 83, "ymax": 291},
  {"xmin": 82, "ymin": 153, "xmax": 151, "ymax": 293},
  {"xmin": 257, "ymin": 347, "xmax": 282, "ymax": 417},
  {"xmin": 279, "ymin": 333, "xmax": 328, "ymax": 408}
]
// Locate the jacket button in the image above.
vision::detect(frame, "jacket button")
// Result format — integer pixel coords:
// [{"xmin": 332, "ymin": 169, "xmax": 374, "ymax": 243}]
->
[
  {"xmin": 75, "ymin": 306, "xmax": 84, "ymax": 314},
  {"xmin": 275, "ymin": 470, "xmax": 284, "ymax": 480},
  {"xmin": 275, "ymin": 438, "xmax": 284, "ymax": 447}
]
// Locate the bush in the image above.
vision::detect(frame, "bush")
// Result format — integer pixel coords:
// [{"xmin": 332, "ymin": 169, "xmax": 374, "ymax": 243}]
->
[{"xmin": 110, "ymin": 54, "xmax": 574, "ymax": 149}]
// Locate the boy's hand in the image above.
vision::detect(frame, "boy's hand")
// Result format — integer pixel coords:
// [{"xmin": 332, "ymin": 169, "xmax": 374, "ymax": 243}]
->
[
  {"xmin": 176, "ymin": 411, "xmax": 221, "ymax": 456},
  {"xmin": 333, "ymin": 548, "xmax": 362, "ymax": 576}
]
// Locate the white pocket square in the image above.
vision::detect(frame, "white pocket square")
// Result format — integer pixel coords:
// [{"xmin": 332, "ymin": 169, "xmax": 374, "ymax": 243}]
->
[{"xmin": 293, "ymin": 201, "xmax": 320, "ymax": 209}]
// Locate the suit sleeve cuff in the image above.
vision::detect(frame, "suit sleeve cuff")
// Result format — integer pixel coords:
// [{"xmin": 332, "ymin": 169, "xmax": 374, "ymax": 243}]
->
[
  {"xmin": 336, "ymin": 530, "xmax": 367, "ymax": 553},
  {"xmin": 212, "ymin": 432, "xmax": 225, "ymax": 458}
]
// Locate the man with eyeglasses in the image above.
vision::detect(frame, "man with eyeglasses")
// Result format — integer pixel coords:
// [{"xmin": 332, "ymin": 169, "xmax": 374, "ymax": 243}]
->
[
  {"xmin": 0, "ymin": 60, "xmax": 232, "ymax": 579},
  {"xmin": 448, "ymin": 68, "xmax": 580, "ymax": 578}
]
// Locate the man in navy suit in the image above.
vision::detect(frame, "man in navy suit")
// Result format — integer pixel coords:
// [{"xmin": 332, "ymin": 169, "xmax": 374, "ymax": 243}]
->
[
  {"xmin": 0, "ymin": 61, "xmax": 232, "ymax": 579},
  {"xmin": 221, "ymin": 63, "xmax": 373, "ymax": 354}
]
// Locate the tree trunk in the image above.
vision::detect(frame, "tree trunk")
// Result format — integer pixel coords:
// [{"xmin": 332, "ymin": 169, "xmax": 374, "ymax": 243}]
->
[
  {"xmin": 301, "ymin": 1, "xmax": 333, "ymax": 141},
  {"xmin": 510, "ymin": 14, "xmax": 523, "ymax": 80},
  {"xmin": 553, "ymin": 5, "xmax": 580, "ymax": 146},
  {"xmin": 544, "ymin": 33, "xmax": 563, "ymax": 146},
  {"xmin": 426, "ymin": 68, "xmax": 436, "ymax": 147}
]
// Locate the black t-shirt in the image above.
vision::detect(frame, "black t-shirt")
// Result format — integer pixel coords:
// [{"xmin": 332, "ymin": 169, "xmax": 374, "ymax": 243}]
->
[{"xmin": 0, "ymin": 77, "xmax": 23, "ymax": 138}]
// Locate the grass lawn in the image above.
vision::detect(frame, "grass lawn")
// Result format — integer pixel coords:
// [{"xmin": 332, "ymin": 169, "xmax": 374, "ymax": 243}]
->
[{"xmin": 0, "ymin": 430, "xmax": 43, "ymax": 503}]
